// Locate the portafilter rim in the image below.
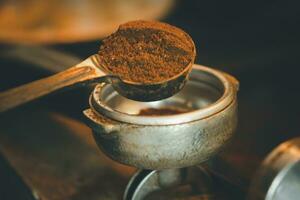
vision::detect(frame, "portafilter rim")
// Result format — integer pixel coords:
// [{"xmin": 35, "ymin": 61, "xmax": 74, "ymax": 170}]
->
[{"xmin": 89, "ymin": 64, "xmax": 239, "ymax": 125}]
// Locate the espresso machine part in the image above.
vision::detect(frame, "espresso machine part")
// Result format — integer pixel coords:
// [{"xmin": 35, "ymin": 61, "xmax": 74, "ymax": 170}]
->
[
  {"xmin": 248, "ymin": 137, "xmax": 300, "ymax": 200},
  {"xmin": 84, "ymin": 64, "xmax": 239, "ymax": 170},
  {"xmin": 83, "ymin": 64, "xmax": 239, "ymax": 199},
  {"xmin": 124, "ymin": 166, "xmax": 213, "ymax": 200}
]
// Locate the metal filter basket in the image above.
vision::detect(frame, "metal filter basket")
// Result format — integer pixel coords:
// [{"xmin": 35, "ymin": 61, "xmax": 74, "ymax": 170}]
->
[{"xmin": 84, "ymin": 64, "xmax": 239, "ymax": 169}]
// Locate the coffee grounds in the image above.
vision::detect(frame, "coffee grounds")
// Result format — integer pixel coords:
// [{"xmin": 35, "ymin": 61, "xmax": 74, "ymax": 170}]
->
[
  {"xmin": 138, "ymin": 107, "xmax": 186, "ymax": 116},
  {"xmin": 98, "ymin": 20, "xmax": 195, "ymax": 83}
]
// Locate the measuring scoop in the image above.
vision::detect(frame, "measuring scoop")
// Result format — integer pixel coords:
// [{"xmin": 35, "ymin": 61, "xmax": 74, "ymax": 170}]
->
[{"xmin": 0, "ymin": 20, "xmax": 195, "ymax": 113}]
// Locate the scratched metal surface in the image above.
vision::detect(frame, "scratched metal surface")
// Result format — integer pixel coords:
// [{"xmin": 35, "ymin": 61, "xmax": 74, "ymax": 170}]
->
[{"xmin": 0, "ymin": 105, "xmax": 135, "ymax": 200}]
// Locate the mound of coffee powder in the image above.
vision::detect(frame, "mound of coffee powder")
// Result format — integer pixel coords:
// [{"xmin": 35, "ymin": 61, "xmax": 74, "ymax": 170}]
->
[
  {"xmin": 98, "ymin": 20, "xmax": 195, "ymax": 83},
  {"xmin": 138, "ymin": 107, "xmax": 187, "ymax": 116}
]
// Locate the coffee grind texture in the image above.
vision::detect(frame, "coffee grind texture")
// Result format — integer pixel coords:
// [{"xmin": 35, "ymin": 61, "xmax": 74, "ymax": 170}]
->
[
  {"xmin": 98, "ymin": 20, "xmax": 195, "ymax": 83},
  {"xmin": 139, "ymin": 107, "xmax": 186, "ymax": 116}
]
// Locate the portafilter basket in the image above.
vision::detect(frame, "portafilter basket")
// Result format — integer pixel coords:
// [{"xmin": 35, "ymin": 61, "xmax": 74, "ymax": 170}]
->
[{"xmin": 84, "ymin": 64, "xmax": 239, "ymax": 169}]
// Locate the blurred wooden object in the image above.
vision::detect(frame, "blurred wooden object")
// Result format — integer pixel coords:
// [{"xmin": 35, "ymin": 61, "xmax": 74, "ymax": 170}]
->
[{"xmin": 0, "ymin": 0, "xmax": 174, "ymax": 44}]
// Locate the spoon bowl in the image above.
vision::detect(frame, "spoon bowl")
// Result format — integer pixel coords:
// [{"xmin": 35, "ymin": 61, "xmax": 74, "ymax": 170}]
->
[{"xmin": 98, "ymin": 20, "xmax": 196, "ymax": 101}]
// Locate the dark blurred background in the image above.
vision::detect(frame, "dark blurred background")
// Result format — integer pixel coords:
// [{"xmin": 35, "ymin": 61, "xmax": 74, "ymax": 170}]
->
[{"xmin": 0, "ymin": 0, "xmax": 299, "ymax": 199}]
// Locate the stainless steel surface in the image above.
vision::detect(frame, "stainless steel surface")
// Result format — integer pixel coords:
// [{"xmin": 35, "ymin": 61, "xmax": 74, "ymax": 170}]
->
[
  {"xmin": 124, "ymin": 167, "xmax": 213, "ymax": 200},
  {"xmin": 90, "ymin": 64, "xmax": 238, "ymax": 125},
  {"xmin": 0, "ymin": 54, "xmax": 108, "ymax": 112},
  {"xmin": 84, "ymin": 64, "xmax": 239, "ymax": 169},
  {"xmin": 248, "ymin": 137, "xmax": 300, "ymax": 200}
]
